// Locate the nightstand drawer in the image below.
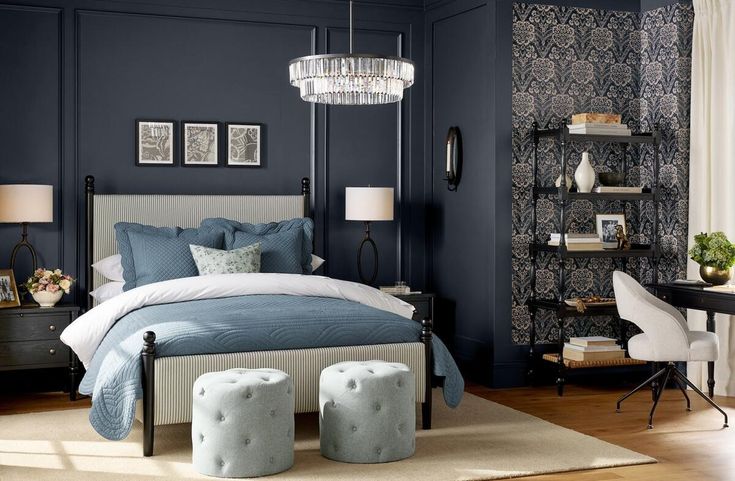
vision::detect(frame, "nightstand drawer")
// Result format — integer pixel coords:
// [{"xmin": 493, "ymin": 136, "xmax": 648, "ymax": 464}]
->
[
  {"xmin": 0, "ymin": 314, "xmax": 69, "ymax": 342},
  {"xmin": 411, "ymin": 300, "xmax": 432, "ymax": 321},
  {"xmin": 0, "ymin": 339, "xmax": 69, "ymax": 368}
]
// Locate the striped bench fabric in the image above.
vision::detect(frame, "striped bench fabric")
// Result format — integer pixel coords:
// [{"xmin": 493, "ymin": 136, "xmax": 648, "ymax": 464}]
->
[{"xmin": 135, "ymin": 342, "xmax": 426, "ymax": 426}]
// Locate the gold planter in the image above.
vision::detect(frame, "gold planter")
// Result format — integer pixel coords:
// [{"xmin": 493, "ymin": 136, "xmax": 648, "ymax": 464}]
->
[{"xmin": 699, "ymin": 265, "xmax": 732, "ymax": 286}]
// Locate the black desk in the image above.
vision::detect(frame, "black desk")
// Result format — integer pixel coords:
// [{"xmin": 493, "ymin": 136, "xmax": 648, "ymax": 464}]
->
[{"xmin": 649, "ymin": 283, "xmax": 735, "ymax": 397}]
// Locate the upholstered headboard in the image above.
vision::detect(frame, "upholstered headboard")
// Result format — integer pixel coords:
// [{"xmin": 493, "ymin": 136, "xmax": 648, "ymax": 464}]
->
[{"xmin": 84, "ymin": 176, "xmax": 311, "ymax": 309}]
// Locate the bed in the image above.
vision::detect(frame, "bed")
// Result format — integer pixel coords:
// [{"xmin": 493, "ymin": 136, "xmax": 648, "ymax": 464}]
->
[{"xmin": 63, "ymin": 176, "xmax": 462, "ymax": 457}]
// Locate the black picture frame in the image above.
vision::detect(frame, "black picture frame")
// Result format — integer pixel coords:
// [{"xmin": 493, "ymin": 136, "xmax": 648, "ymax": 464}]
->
[
  {"xmin": 181, "ymin": 121, "xmax": 220, "ymax": 167},
  {"xmin": 225, "ymin": 122, "xmax": 263, "ymax": 168},
  {"xmin": 135, "ymin": 119, "xmax": 177, "ymax": 166}
]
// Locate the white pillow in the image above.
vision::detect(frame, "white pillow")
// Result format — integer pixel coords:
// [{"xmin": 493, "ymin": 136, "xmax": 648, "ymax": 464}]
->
[
  {"xmin": 90, "ymin": 281, "xmax": 124, "ymax": 303},
  {"xmin": 91, "ymin": 254, "xmax": 124, "ymax": 282},
  {"xmin": 311, "ymin": 254, "xmax": 325, "ymax": 272}
]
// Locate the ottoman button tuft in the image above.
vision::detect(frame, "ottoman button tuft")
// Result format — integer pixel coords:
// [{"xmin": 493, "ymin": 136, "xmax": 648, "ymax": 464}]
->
[
  {"xmin": 319, "ymin": 361, "xmax": 415, "ymax": 464},
  {"xmin": 192, "ymin": 368, "xmax": 294, "ymax": 477}
]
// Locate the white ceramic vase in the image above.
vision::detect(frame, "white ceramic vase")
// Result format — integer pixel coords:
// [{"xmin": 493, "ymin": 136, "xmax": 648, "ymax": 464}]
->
[
  {"xmin": 32, "ymin": 290, "xmax": 63, "ymax": 308},
  {"xmin": 574, "ymin": 152, "xmax": 595, "ymax": 193},
  {"xmin": 555, "ymin": 174, "xmax": 573, "ymax": 191}
]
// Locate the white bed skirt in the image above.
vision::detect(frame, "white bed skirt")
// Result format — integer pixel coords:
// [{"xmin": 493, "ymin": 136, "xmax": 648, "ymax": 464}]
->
[{"xmin": 135, "ymin": 342, "xmax": 426, "ymax": 426}]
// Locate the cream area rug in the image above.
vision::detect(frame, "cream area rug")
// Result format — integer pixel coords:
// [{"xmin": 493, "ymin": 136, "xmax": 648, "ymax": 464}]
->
[{"xmin": 0, "ymin": 392, "xmax": 654, "ymax": 481}]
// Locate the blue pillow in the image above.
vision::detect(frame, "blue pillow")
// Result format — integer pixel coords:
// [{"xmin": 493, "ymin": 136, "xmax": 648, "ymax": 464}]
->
[
  {"xmin": 115, "ymin": 222, "xmax": 224, "ymax": 290},
  {"xmin": 232, "ymin": 228, "xmax": 302, "ymax": 274},
  {"xmin": 200, "ymin": 217, "xmax": 313, "ymax": 274}
]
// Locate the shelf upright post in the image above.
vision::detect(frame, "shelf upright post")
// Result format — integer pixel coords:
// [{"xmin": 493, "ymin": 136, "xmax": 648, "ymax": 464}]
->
[
  {"xmin": 528, "ymin": 122, "xmax": 540, "ymax": 382},
  {"xmin": 556, "ymin": 120, "xmax": 568, "ymax": 396},
  {"xmin": 652, "ymin": 125, "xmax": 661, "ymax": 284}
]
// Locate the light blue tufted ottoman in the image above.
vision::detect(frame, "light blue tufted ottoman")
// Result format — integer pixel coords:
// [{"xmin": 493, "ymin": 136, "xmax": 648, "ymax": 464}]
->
[
  {"xmin": 319, "ymin": 360, "xmax": 416, "ymax": 464},
  {"xmin": 192, "ymin": 368, "xmax": 294, "ymax": 478}
]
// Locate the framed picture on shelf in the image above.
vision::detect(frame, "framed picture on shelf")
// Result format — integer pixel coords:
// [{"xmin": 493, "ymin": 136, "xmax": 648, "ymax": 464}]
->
[
  {"xmin": 596, "ymin": 213, "xmax": 626, "ymax": 248},
  {"xmin": 226, "ymin": 123, "xmax": 261, "ymax": 167},
  {"xmin": 135, "ymin": 120, "xmax": 176, "ymax": 166},
  {"xmin": 0, "ymin": 269, "xmax": 20, "ymax": 309},
  {"xmin": 182, "ymin": 121, "xmax": 219, "ymax": 166}
]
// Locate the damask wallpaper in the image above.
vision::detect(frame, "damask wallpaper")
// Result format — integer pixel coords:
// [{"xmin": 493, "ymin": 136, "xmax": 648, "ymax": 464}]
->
[{"xmin": 511, "ymin": 3, "xmax": 694, "ymax": 345}]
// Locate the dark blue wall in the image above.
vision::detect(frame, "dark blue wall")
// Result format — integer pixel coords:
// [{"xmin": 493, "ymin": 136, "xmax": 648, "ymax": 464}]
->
[{"xmin": 0, "ymin": 0, "xmax": 426, "ymax": 298}]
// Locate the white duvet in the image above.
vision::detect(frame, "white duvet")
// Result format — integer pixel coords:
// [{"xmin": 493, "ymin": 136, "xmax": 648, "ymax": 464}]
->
[{"xmin": 60, "ymin": 273, "xmax": 415, "ymax": 367}]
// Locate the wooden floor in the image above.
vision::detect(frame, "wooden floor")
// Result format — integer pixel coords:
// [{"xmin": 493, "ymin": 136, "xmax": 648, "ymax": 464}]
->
[{"xmin": 2, "ymin": 384, "xmax": 734, "ymax": 480}]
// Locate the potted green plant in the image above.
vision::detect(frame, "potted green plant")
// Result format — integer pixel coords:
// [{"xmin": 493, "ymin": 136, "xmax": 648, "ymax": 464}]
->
[{"xmin": 688, "ymin": 232, "xmax": 735, "ymax": 285}]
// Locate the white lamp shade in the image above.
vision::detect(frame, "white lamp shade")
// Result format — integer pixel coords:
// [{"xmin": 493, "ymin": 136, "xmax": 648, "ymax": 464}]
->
[
  {"xmin": 345, "ymin": 187, "xmax": 394, "ymax": 221},
  {"xmin": 0, "ymin": 184, "xmax": 53, "ymax": 223}
]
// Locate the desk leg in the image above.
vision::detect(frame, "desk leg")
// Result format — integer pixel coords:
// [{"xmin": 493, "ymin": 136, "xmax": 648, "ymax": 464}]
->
[{"xmin": 707, "ymin": 310, "xmax": 716, "ymax": 398}]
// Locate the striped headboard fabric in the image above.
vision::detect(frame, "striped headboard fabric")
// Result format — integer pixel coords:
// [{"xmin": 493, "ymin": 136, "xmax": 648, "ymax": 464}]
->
[{"xmin": 90, "ymin": 193, "xmax": 305, "ymax": 294}]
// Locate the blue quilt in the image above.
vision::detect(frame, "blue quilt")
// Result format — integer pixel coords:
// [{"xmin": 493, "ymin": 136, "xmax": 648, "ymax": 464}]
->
[{"xmin": 79, "ymin": 295, "xmax": 464, "ymax": 440}]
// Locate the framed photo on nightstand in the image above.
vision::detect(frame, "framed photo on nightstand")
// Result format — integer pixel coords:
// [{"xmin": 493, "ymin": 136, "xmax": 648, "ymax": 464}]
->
[{"xmin": 0, "ymin": 269, "xmax": 20, "ymax": 308}]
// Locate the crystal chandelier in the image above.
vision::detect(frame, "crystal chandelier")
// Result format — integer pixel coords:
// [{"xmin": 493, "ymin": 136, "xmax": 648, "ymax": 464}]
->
[{"xmin": 288, "ymin": 1, "xmax": 414, "ymax": 105}]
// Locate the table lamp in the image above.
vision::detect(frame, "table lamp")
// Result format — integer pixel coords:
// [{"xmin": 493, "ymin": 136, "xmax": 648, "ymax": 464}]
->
[
  {"xmin": 0, "ymin": 184, "xmax": 53, "ymax": 273},
  {"xmin": 345, "ymin": 186, "xmax": 394, "ymax": 285}
]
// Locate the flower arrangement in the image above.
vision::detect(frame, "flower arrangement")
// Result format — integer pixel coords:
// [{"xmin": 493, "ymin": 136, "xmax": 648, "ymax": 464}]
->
[
  {"xmin": 688, "ymin": 232, "xmax": 735, "ymax": 270},
  {"xmin": 24, "ymin": 268, "xmax": 75, "ymax": 295}
]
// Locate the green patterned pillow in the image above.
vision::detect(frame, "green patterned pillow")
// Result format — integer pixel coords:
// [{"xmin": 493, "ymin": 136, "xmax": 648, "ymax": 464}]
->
[{"xmin": 190, "ymin": 243, "xmax": 261, "ymax": 276}]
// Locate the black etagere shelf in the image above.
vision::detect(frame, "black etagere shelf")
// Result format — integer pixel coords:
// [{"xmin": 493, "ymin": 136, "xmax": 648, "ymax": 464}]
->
[{"xmin": 526, "ymin": 121, "xmax": 662, "ymax": 396}]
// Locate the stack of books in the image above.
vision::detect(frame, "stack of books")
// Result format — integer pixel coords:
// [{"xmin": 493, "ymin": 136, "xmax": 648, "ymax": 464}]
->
[
  {"xmin": 568, "ymin": 113, "xmax": 631, "ymax": 136},
  {"xmin": 593, "ymin": 186, "xmax": 643, "ymax": 193},
  {"xmin": 563, "ymin": 336, "xmax": 625, "ymax": 362},
  {"xmin": 379, "ymin": 285, "xmax": 414, "ymax": 295},
  {"xmin": 548, "ymin": 233, "xmax": 603, "ymax": 251}
]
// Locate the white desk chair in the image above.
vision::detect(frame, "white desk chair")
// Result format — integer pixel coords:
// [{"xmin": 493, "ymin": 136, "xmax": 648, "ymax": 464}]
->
[{"xmin": 612, "ymin": 271, "xmax": 728, "ymax": 429}]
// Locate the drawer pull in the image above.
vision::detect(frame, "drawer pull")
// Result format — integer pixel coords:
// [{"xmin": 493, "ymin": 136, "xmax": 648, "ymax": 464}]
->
[
  {"xmin": 49, "ymin": 348, "xmax": 56, "ymax": 355},
  {"xmin": 49, "ymin": 325, "xmax": 56, "ymax": 332}
]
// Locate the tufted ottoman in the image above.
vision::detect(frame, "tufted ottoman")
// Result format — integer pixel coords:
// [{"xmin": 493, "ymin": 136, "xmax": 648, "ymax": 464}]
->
[
  {"xmin": 319, "ymin": 360, "xmax": 415, "ymax": 464},
  {"xmin": 192, "ymin": 368, "xmax": 294, "ymax": 478}
]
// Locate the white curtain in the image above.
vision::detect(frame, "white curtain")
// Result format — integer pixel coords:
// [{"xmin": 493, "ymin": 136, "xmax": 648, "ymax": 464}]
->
[{"xmin": 688, "ymin": 0, "xmax": 735, "ymax": 395}]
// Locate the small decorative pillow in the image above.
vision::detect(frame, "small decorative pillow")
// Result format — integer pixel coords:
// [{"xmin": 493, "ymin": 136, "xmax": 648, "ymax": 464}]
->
[
  {"xmin": 200, "ymin": 217, "xmax": 313, "ymax": 274},
  {"xmin": 190, "ymin": 243, "xmax": 261, "ymax": 275},
  {"xmin": 232, "ymin": 229, "xmax": 302, "ymax": 274},
  {"xmin": 311, "ymin": 254, "xmax": 325, "ymax": 272},
  {"xmin": 115, "ymin": 222, "xmax": 224, "ymax": 290},
  {"xmin": 90, "ymin": 281, "xmax": 124, "ymax": 303},
  {"xmin": 91, "ymin": 254, "xmax": 124, "ymax": 282}
]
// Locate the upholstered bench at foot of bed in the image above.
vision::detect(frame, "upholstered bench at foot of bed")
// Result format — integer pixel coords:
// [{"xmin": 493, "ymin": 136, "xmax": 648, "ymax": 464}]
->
[
  {"xmin": 319, "ymin": 360, "xmax": 416, "ymax": 464},
  {"xmin": 191, "ymin": 368, "xmax": 294, "ymax": 478}
]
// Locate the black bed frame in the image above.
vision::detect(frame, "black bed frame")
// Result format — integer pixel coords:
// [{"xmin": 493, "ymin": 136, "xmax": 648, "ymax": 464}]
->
[{"xmin": 83, "ymin": 176, "xmax": 433, "ymax": 457}]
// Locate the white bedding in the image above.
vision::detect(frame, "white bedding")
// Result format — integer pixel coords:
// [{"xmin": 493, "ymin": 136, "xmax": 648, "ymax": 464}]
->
[{"xmin": 61, "ymin": 273, "xmax": 415, "ymax": 367}]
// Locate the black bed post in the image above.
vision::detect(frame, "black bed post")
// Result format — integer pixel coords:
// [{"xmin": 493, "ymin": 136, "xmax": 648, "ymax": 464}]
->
[
  {"xmin": 142, "ymin": 331, "xmax": 156, "ymax": 457},
  {"xmin": 421, "ymin": 318, "xmax": 433, "ymax": 429},
  {"xmin": 301, "ymin": 177, "xmax": 311, "ymax": 219},
  {"xmin": 85, "ymin": 175, "xmax": 95, "ymax": 312}
]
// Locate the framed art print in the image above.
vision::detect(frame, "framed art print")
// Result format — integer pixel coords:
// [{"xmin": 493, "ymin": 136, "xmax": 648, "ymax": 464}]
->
[
  {"xmin": 226, "ymin": 123, "xmax": 261, "ymax": 167},
  {"xmin": 596, "ymin": 213, "xmax": 626, "ymax": 248},
  {"xmin": 136, "ymin": 120, "xmax": 176, "ymax": 166},
  {"xmin": 182, "ymin": 121, "xmax": 219, "ymax": 166},
  {"xmin": 0, "ymin": 269, "xmax": 20, "ymax": 309}
]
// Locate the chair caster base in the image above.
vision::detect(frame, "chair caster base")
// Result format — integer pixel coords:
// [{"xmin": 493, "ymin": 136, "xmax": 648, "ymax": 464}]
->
[{"xmin": 647, "ymin": 424, "xmax": 653, "ymax": 429}]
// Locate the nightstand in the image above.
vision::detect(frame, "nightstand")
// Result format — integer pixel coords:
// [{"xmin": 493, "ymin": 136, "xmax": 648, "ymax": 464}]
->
[
  {"xmin": 0, "ymin": 304, "xmax": 80, "ymax": 400},
  {"xmin": 394, "ymin": 293, "xmax": 435, "ymax": 327}
]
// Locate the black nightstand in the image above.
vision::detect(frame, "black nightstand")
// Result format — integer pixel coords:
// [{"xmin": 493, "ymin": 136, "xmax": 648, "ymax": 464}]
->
[
  {"xmin": 0, "ymin": 304, "xmax": 81, "ymax": 400},
  {"xmin": 394, "ymin": 293, "xmax": 435, "ymax": 327}
]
